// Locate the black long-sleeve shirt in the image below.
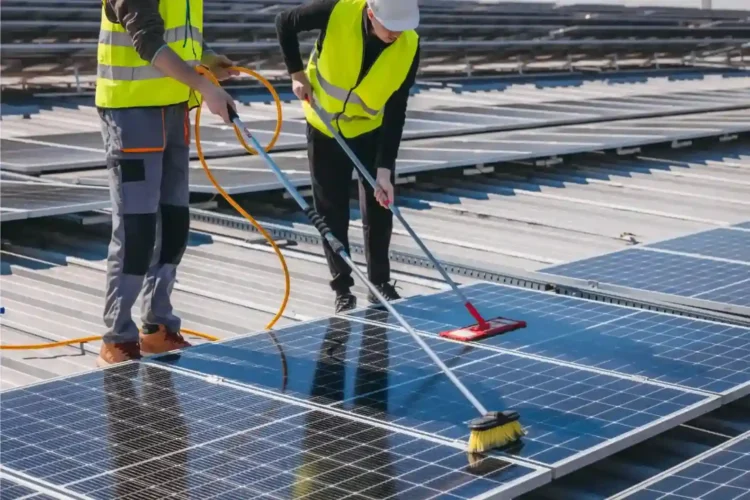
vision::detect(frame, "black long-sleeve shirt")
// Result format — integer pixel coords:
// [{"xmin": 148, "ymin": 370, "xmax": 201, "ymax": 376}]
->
[{"xmin": 275, "ymin": 0, "xmax": 420, "ymax": 171}]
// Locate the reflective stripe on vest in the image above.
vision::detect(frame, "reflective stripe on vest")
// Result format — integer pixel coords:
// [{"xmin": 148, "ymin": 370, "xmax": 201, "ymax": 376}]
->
[
  {"xmin": 302, "ymin": 0, "xmax": 418, "ymax": 138},
  {"xmin": 310, "ymin": 51, "xmax": 378, "ymax": 118},
  {"xmin": 98, "ymin": 27, "xmax": 205, "ymax": 47},
  {"xmin": 98, "ymin": 59, "xmax": 200, "ymax": 81},
  {"xmin": 95, "ymin": 0, "xmax": 204, "ymax": 109}
]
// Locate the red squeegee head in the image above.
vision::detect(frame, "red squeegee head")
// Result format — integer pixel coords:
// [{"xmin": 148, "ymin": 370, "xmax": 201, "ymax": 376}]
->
[{"xmin": 439, "ymin": 302, "xmax": 527, "ymax": 342}]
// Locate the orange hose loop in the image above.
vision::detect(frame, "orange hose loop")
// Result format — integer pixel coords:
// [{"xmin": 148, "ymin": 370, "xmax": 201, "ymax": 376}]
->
[{"xmin": 193, "ymin": 65, "xmax": 290, "ymax": 332}]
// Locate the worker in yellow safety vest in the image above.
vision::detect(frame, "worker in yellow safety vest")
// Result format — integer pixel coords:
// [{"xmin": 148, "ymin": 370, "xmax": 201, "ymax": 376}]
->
[
  {"xmin": 94, "ymin": 0, "xmax": 237, "ymax": 367},
  {"xmin": 275, "ymin": 0, "xmax": 420, "ymax": 313}
]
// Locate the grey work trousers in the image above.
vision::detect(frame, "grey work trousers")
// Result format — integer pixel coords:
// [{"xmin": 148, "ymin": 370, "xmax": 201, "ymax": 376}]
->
[{"xmin": 98, "ymin": 103, "xmax": 191, "ymax": 344}]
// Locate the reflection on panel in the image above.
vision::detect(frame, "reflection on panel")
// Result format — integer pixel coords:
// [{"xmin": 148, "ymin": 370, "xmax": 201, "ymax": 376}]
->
[
  {"xmin": 351, "ymin": 282, "xmax": 750, "ymax": 395},
  {"xmin": 151, "ymin": 311, "xmax": 714, "ymax": 470},
  {"xmin": 0, "ymin": 362, "xmax": 547, "ymax": 499}
]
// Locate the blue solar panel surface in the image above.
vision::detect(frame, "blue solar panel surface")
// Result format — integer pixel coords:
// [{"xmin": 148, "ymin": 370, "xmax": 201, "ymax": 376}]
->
[
  {"xmin": 0, "ymin": 476, "xmax": 57, "ymax": 500},
  {"xmin": 648, "ymin": 228, "xmax": 750, "ymax": 263},
  {"xmin": 349, "ymin": 282, "xmax": 750, "ymax": 399},
  {"xmin": 0, "ymin": 362, "xmax": 548, "ymax": 500},
  {"xmin": 151, "ymin": 313, "xmax": 496, "ymax": 405},
  {"xmin": 150, "ymin": 308, "xmax": 715, "ymax": 470},
  {"xmin": 619, "ymin": 431, "xmax": 750, "ymax": 500},
  {"xmin": 542, "ymin": 248, "xmax": 750, "ymax": 307},
  {"xmin": 697, "ymin": 281, "xmax": 750, "ymax": 311}
]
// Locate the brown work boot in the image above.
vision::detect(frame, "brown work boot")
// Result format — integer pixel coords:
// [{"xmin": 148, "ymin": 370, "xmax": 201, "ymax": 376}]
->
[
  {"xmin": 139, "ymin": 325, "xmax": 192, "ymax": 355},
  {"xmin": 96, "ymin": 342, "xmax": 142, "ymax": 367}
]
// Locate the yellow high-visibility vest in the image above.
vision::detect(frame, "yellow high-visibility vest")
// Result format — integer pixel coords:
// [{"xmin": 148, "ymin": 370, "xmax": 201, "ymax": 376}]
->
[
  {"xmin": 303, "ymin": 0, "xmax": 418, "ymax": 138},
  {"xmin": 95, "ymin": 0, "xmax": 203, "ymax": 109}
]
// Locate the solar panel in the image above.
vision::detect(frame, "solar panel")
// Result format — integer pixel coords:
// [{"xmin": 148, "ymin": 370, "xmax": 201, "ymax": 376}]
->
[
  {"xmin": 149, "ymin": 313, "xmax": 716, "ymax": 475},
  {"xmin": 48, "ymin": 108, "xmax": 750, "ymax": 195},
  {"xmin": 0, "ymin": 180, "xmax": 110, "ymax": 222},
  {"xmin": 150, "ymin": 315, "xmax": 498, "ymax": 406},
  {"xmin": 647, "ymin": 228, "xmax": 750, "ymax": 264},
  {"xmin": 0, "ymin": 475, "xmax": 59, "ymax": 499},
  {"xmin": 0, "ymin": 362, "xmax": 550, "ymax": 499},
  {"xmin": 543, "ymin": 248, "xmax": 750, "ymax": 307},
  {"xmin": 5, "ymin": 85, "xmax": 750, "ymax": 175},
  {"xmin": 613, "ymin": 431, "xmax": 750, "ymax": 500},
  {"xmin": 350, "ymin": 282, "xmax": 750, "ymax": 401}
]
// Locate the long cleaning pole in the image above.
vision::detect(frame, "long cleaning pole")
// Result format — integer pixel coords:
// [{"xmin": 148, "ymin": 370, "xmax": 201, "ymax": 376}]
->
[
  {"xmin": 307, "ymin": 100, "xmax": 490, "ymax": 330},
  {"xmin": 227, "ymin": 106, "xmax": 488, "ymax": 416}
]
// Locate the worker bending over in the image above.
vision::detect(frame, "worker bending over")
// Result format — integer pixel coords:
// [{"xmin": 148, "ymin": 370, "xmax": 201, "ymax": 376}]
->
[
  {"xmin": 95, "ymin": 0, "xmax": 237, "ymax": 366},
  {"xmin": 276, "ymin": 0, "xmax": 420, "ymax": 313}
]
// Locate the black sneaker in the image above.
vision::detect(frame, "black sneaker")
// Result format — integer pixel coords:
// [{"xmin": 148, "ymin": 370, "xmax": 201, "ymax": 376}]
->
[
  {"xmin": 335, "ymin": 292, "xmax": 357, "ymax": 313},
  {"xmin": 368, "ymin": 281, "xmax": 401, "ymax": 304}
]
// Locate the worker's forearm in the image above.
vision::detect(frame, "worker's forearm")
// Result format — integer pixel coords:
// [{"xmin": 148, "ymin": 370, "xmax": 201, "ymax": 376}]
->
[{"xmin": 152, "ymin": 47, "xmax": 210, "ymax": 92}]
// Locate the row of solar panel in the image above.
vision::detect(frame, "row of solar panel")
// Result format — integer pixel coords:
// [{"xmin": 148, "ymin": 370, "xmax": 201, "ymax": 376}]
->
[
  {"xmin": 38, "ymin": 108, "xmax": 750, "ymax": 197},
  {"xmin": 5, "ymin": 86, "xmax": 750, "ymax": 174},
  {"xmin": 7, "ymin": 0, "xmax": 747, "ymax": 27},
  {"xmin": 612, "ymin": 430, "xmax": 750, "ymax": 499},
  {"xmin": 5, "ymin": 278, "xmax": 750, "ymax": 498},
  {"xmin": 5, "ymin": 105, "xmax": 750, "ymax": 184},
  {"xmin": 6, "ymin": 19, "xmax": 750, "ymax": 42},
  {"xmin": 544, "ymin": 225, "xmax": 750, "ymax": 309}
]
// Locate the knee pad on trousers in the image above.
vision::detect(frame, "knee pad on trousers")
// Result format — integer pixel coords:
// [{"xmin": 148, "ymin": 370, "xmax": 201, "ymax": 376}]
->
[
  {"xmin": 159, "ymin": 204, "xmax": 190, "ymax": 265},
  {"xmin": 123, "ymin": 213, "xmax": 157, "ymax": 275}
]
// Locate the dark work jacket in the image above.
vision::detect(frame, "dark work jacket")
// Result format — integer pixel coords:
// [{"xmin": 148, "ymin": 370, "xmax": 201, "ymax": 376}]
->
[{"xmin": 275, "ymin": 0, "xmax": 420, "ymax": 171}]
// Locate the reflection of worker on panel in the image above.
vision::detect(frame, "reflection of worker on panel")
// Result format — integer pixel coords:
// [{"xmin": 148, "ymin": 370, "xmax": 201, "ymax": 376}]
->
[
  {"xmin": 295, "ymin": 311, "xmax": 396, "ymax": 497},
  {"xmin": 94, "ymin": 0, "xmax": 237, "ymax": 367},
  {"xmin": 104, "ymin": 365, "xmax": 188, "ymax": 498},
  {"xmin": 274, "ymin": 0, "xmax": 421, "ymax": 313}
]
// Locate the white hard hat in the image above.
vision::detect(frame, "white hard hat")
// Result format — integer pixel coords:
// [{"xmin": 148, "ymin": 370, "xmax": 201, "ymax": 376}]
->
[{"xmin": 367, "ymin": 0, "xmax": 420, "ymax": 32}]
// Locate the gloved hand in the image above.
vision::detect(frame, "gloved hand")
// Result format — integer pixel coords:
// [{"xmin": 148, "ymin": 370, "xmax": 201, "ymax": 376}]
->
[
  {"xmin": 374, "ymin": 168, "xmax": 394, "ymax": 209},
  {"xmin": 201, "ymin": 53, "xmax": 239, "ymax": 81},
  {"xmin": 291, "ymin": 71, "xmax": 313, "ymax": 103}
]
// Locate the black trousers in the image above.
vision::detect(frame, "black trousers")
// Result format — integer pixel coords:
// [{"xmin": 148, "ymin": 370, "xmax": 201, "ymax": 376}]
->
[{"xmin": 306, "ymin": 123, "xmax": 394, "ymax": 294}]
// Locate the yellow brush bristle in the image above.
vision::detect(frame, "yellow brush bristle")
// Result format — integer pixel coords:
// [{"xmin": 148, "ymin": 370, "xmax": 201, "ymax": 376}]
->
[{"xmin": 467, "ymin": 421, "xmax": 525, "ymax": 454}]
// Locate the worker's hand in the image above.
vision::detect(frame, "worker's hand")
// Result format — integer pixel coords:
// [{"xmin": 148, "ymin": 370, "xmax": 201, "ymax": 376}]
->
[
  {"xmin": 291, "ymin": 71, "xmax": 313, "ymax": 103},
  {"xmin": 200, "ymin": 82, "xmax": 237, "ymax": 124},
  {"xmin": 374, "ymin": 168, "xmax": 394, "ymax": 209},
  {"xmin": 201, "ymin": 53, "xmax": 239, "ymax": 81}
]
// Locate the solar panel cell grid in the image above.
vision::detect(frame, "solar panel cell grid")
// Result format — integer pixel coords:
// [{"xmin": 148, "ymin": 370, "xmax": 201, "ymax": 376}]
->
[
  {"xmin": 331, "ymin": 353, "xmax": 710, "ymax": 467},
  {"xmin": 619, "ymin": 433, "xmax": 750, "ymax": 500},
  {"xmin": 542, "ymin": 248, "xmax": 750, "ymax": 307},
  {"xmin": 2, "ymin": 182, "xmax": 108, "ymax": 210},
  {"xmin": 150, "ymin": 314, "xmax": 498, "ymax": 406},
  {"xmin": 0, "ymin": 363, "xmax": 547, "ymax": 500},
  {"xmin": 150, "ymin": 307, "xmax": 714, "ymax": 470},
  {"xmin": 0, "ymin": 477, "xmax": 58, "ymax": 500},
  {"xmin": 348, "ymin": 282, "xmax": 750, "ymax": 397},
  {"xmin": 699, "ymin": 281, "xmax": 750, "ymax": 309},
  {"xmin": 647, "ymin": 228, "xmax": 750, "ymax": 263}
]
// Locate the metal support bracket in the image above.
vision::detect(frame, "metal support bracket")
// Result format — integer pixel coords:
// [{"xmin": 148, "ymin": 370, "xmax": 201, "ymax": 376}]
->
[
  {"xmin": 463, "ymin": 164, "xmax": 494, "ymax": 176},
  {"xmin": 535, "ymin": 156, "xmax": 563, "ymax": 167},
  {"xmin": 671, "ymin": 139, "xmax": 692, "ymax": 149},
  {"xmin": 616, "ymin": 146, "xmax": 641, "ymax": 155}
]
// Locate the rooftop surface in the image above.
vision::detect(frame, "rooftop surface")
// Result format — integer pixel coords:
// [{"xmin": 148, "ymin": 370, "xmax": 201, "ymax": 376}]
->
[{"xmin": 3, "ymin": 3, "xmax": 750, "ymax": 498}]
